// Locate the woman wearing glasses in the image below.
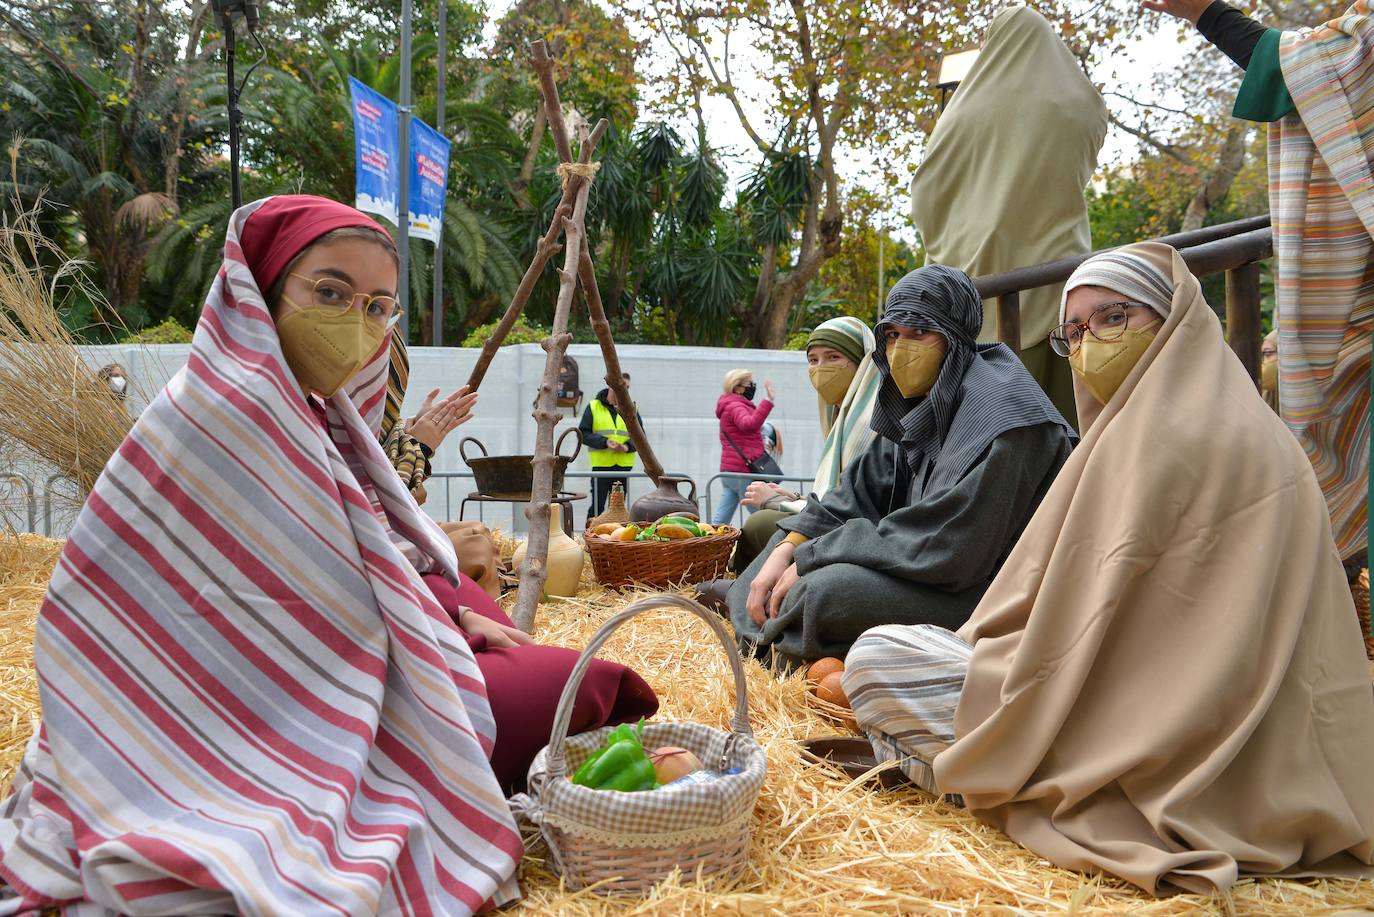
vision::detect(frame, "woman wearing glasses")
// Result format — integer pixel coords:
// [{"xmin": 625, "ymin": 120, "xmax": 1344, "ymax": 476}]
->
[
  {"xmin": 842, "ymin": 242, "xmax": 1374, "ymax": 894},
  {"xmin": 729, "ymin": 265, "xmax": 1076, "ymax": 668},
  {"xmin": 0, "ymin": 196, "xmax": 655, "ymax": 914}
]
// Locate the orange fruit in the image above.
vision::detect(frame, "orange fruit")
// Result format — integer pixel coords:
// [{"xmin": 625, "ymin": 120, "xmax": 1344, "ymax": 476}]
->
[
  {"xmin": 814, "ymin": 672, "xmax": 849, "ymax": 709},
  {"xmin": 806, "ymin": 657, "xmax": 845, "ymax": 685}
]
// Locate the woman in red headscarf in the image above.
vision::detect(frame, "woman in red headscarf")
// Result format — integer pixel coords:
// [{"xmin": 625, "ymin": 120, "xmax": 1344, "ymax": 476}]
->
[{"xmin": 0, "ymin": 196, "xmax": 655, "ymax": 915}]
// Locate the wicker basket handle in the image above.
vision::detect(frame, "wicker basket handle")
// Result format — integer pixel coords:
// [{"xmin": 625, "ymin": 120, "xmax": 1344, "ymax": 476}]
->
[{"xmin": 545, "ymin": 594, "xmax": 753, "ymax": 780}]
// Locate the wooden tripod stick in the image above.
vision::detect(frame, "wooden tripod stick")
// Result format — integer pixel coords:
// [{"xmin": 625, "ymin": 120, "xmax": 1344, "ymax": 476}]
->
[
  {"xmin": 577, "ymin": 249, "xmax": 665, "ymax": 484},
  {"xmin": 463, "ymin": 117, "xmax": 606, "ymax": 392},
  {"xmin": 512, "ymin": 179, "xmax": 590, "ymax": 632}
]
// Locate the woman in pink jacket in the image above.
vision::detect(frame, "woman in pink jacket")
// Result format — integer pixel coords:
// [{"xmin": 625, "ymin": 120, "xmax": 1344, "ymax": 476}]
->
[{"xmin": 713, "ymin": 368, "xmax": 776, "ymax": 525}]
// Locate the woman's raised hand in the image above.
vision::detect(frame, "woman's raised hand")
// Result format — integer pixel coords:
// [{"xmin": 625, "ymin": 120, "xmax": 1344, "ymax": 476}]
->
[
  {"xmin": 409, "ymin": 386, "xmax": 478, "ymax": 450},
  {"xmin": 1140, "ymin": 0, "xmax": 1211, "ymax": 25},
  {"xmin": 764, "ymin": 380, "xmax": 776, "ymax": 401}
]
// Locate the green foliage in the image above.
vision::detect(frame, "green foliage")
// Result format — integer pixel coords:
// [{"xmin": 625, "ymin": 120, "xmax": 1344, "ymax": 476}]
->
[
  {"xmin": 460, "ymin": 318, "xmax": 550, "ymax": 348},
  {"xmin": 121, "ymin": 318, "xmax": 195, "ymax": 344},
  {"xmin": 784, "ymin": 330, "xmax": 811, "ymax": 351}
]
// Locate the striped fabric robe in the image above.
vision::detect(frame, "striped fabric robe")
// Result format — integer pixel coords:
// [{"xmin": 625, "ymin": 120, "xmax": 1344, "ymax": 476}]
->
[
  {"xmin": 0, "ymin": 199, "xmax": 523, "ymax": 915},
  {"xmin": 1271, "ymin": 2, "xmax": 1374, "ymax": 560}
]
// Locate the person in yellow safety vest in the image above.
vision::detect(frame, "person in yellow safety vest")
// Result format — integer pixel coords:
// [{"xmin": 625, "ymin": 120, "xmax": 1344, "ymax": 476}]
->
[{"xmin": 577, "ymin": 373, "xmax": 645, "ymax": 527}]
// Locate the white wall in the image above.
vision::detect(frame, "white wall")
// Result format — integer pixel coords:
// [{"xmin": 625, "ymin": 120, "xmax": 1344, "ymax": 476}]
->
[{"xmin": 10, "ymin": 343, "xmax": 826, "ymax": 535}]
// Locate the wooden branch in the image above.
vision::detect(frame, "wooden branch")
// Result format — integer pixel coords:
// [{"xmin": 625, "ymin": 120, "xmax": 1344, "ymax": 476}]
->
[
  {"xmin": 578, "ymin": 244, "xmax": 666, "ymax": 484},
  {"xmin": 512, "ymin": 182, "xmax": 590, "ymax": 633},
  {"xmin": 464, "ymin": 121, "xmax": 605, "ymax": 391},
  {"xmin": 0, "ymin": 7, "xmax": 100, "ymax": 98},
  {"xmin": 530, "ymin": 40, "xmax": 574, "ymax": 164}
]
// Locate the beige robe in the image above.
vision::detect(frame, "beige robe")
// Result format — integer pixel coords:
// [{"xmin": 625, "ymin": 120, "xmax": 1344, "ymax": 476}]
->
[
  {"xmin": 934, "ymin": 242, "xmax": 1374, "ymax": 894},
  {"xmin": 911, "ymin": 7, "xmax": 1106, "ymax": 422}
]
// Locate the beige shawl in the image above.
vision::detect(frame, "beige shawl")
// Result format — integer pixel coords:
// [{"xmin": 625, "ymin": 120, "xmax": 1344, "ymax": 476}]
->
[
  {"xmin": 910, "ymin": 6, "xmax": 1107, "ymax": 347},
  {"xmin": 934, "ymin": 242, "xmax": 1374, "ymax": 894}
]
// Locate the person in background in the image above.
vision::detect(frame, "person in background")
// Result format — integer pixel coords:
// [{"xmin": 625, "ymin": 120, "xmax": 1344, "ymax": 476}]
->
[
  {"xmin": 1260, "ymin": 329, "xmax": 1279, "ymax": 412},
  {"xmin": 1145, "ymin": 0, "xmax": 1373, "ymax": 579},
  {"xmin": 728, "ymin": 267, "xmax": 1075, "ymax": 667},
  {"xmin": 382, "ymin": 335, "xmax": 504, "ymax": 599},
  {"xmin": 760, "ymin": 420, "xmax": 783, "ymax": 467},
  {"xmin": 695, "ymin": 317, "xmax": 882, "ymax": 612},
  {"xmin": 96, "ymin": 362, "xmax": 129, "ymax": 402},
  {"xmin": 910, "ymin": 6, "xmax": 1107, "ymax": 425},
  {"xmin": 578, "ymin": 372, "xmax": 643, "ymax": 527},
  {"xmin": 713, "ymin": 368, "xmax": 776, "ymax": 526},
  {"xmin": 842, "ymin": 242, "xmax": 1374, "ymax": 895}
]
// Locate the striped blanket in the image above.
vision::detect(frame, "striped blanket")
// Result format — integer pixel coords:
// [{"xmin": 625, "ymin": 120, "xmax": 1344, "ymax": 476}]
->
[
  {"xmin": 0, "ymin": 198, "xmax": 523, "ymax": 914},
  {"xmin": 1272, "ymin": 1, "xmax": 1374, "ymax": 560}
]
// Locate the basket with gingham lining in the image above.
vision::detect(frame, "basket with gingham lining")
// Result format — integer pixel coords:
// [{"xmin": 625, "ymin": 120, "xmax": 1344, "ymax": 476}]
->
[{"xmin": 511, "ymin": 595, "xmax": 767, "ymax": 895}]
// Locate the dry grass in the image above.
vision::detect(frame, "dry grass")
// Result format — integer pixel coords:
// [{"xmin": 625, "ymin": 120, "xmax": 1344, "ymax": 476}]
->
[
  {"xmin": 3, "ymin": 536, "xmax": 1373, "ymax": 915},
  {"xmin": 0, "ymin": 202, "xmax": 133, "ymax": 523}
]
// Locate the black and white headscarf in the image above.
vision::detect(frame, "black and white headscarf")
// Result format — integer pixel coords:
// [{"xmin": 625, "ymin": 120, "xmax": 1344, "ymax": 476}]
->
[{"xmin": 872, "ymin": 265, "xmax": 1075, "ymax": 492}]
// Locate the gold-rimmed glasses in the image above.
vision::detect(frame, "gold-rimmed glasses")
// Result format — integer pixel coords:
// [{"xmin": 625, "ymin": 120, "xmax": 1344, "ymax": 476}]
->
[
  {"xmin": 1049, "ymin": 301, "xmax": 1148, "ymax": 357},
  {"xmin": 287, "ymin": 272, "xmax": 402, "ymax": 330}
]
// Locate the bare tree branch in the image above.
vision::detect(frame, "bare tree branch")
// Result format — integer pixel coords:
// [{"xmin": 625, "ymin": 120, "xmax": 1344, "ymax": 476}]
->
[{"xmin": 1107, "ymin": 110, "xmax": 1194, "ymax": 165}]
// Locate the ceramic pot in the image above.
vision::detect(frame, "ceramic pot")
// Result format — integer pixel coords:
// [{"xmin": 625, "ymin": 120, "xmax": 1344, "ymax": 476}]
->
[
  {"xmin": 512, "ymin": 504, "xmax": 585, "ymax": 597},
  {"xmin": 630, "ymin": 475, "xmax": 698, "ymax": 523}
]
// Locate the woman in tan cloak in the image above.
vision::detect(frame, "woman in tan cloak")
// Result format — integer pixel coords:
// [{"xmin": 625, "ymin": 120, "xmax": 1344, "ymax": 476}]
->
[
  {"xmin": 911, "ymin": 6, "xmax": 1107, "ymax": 423},
  {"xmin": 842, "ymin": 242, "xmax": 1374, "ymax": 895}
]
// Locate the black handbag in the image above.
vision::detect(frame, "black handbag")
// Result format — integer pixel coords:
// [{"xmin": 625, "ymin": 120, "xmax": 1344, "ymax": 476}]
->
[{"xmin": 723, "ymin": 430, "xmax": 783, "ymax": 477}]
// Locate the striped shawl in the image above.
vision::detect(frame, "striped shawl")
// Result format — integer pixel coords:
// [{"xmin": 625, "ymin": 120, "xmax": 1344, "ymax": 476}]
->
[{"xmin": 0, "ymin": 198, "xmax": 522, "ymax": 915}]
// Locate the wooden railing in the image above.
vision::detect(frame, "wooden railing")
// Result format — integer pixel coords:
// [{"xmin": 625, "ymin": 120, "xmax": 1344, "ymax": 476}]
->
[{"xmin": 972, "ymin": 215, "xmax": 1273, "ymax": 381}]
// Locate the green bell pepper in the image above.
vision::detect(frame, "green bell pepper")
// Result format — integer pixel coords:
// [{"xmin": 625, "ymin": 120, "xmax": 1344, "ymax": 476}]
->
[{"xmin": 574, "ymin": 739, "xmax": 648, "ymax": 789}]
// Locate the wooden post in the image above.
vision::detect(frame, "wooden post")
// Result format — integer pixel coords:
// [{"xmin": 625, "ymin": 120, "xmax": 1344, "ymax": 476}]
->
[
  {"xmin": 464, "ymin": 123, "xmax": 604, "ymax": 391},
  {"xmin": 997, "ymin": 291, "xmax": 1021, "ymax": 353},
  {"xmin": 512, "ymin": 181, "xmax": 590, "ymax": 632},
  {"xmin": 1226, "ymin": 261, "xmax": 1263, "ymax": 386}
]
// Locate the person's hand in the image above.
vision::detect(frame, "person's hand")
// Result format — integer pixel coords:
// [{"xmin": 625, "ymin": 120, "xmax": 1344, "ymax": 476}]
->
[
  {"xmin": 764, "ymin": 381, "xmax": 776, "ymax": 401},
  {"xmin": 746, "ymin": 541, "xmax": 796, "ymax": 626},
  {"xmin": 459, "ymin": 608, "xmax": 536, "ymax": 648},
  {"xmin": 406, "ymin": 389, "xmax": 441, "ymax": 432},
  {"xmin": 409, "ymin": 387, "xmax": 478, "ymax": 450},
  {"xmin": 608, "ymin": 440, "xmax": 629, "ymax": 452},
  {"xmin": 742, "ymin": 481, "xmax": 787, "ymax": 508},
  {"xmin": 767, "ymin": 563, "xmax": 801, "ymax": 620},
  {"xmin": 1139, "ymin": 0, "xmax": 1210, "ymax": 25}
]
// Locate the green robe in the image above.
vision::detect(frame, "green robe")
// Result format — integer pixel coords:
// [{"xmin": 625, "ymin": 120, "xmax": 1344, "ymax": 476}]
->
[{"xmin": 728, "ymin": 422, "xmax": 1073, "ymax": 666}]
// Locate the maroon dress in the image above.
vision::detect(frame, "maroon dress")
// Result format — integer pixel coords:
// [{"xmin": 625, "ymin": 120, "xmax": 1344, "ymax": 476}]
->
[{"xmin": 422, "ymin": 573, "xmax": 658, "ymax": 790}]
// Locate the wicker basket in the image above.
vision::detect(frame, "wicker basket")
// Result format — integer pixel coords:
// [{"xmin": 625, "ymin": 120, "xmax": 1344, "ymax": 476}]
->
[
  {"xmin": 583, "ymin": 527, "xmax": 739, "ymax": 589},
  {"xmin": 511, "ymin": 595, "xmax": 767, "ymax": 895}
]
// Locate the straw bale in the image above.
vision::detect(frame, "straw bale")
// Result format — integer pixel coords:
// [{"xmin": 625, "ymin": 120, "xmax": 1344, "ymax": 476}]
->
[{"xmin": 1, "ymin": 536, "xmax": 1371, "ymax": 915}]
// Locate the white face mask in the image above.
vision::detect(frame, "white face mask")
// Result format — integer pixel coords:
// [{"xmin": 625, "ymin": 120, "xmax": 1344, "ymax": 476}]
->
[{"xmin": 109, "ymin": 377, "xmax": 127, "ymax": 394}]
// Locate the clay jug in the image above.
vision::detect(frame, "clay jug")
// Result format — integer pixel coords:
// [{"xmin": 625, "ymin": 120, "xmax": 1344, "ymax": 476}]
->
[
  {"xmin": 511, "ymin": 504, "xmax": 584, "ymax": 597},
  {"xmin": 589, "ymin": 482, "xmax": 632, "ymax": 528},
  {"xmin": 630, "ymin": 474, "xmax": 699, "ymax": 524}
]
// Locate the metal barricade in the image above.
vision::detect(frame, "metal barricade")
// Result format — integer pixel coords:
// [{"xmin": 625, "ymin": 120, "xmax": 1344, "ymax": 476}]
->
[
  {"xmin": 703, "ymin": 471, "xmax": 817, "ymax": 529},
  {"xmin": 0, "ymin": 473, "xmax": 37, "ymax": 533}
]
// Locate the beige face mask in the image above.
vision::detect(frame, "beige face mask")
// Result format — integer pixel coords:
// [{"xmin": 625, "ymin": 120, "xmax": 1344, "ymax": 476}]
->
[
  {"xmin": 277, "ymin": 300, "xmax": 388, "ymax": 398},
  {"xmin": 1260, "ymin": 358, "xmax": 1278, "ymax": 394},
  {"xmin": 1069, "ymin": 319, "xmax": 1162, "ymax": 406},
  {"xmin": 809, "ymin": 363, "xmax": 857, "ymax": 405},
  {"xmin": 886, "ymin": 339, "xmax": 944, "ymax": 399}
]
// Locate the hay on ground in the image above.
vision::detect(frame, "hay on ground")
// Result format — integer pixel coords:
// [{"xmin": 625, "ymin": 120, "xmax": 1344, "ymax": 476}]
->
[{"xmin": 2, "ymin": 535, "xmax": 1372, "ymax": 915}]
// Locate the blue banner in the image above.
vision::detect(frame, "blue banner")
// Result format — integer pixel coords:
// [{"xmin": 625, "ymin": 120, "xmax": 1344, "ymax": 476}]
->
[
  {"xmin": 348, "ymin": 76, "xmax": 399, "ymax": 225},
  {"xmin": 408, "ymin": 118, "xmax": 451, "ymax": 244}
]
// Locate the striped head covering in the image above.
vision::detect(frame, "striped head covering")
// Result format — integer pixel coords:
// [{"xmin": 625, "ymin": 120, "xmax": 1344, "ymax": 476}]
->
[
  {"xmin": 0, "ymin": 196, "xmax": 523, "ymax": 914},
  {"xmin": 1060, "ymin": 249, "xmax": 1175, "ymax": 322},
  {"xmin": 380, "ymin": 334, "xmax": 431, "ymax": 500},
  {"xmin": 873, "ymin": 265, "xmax": 1074, "ymax": 491},
  {"xmin": 806, "ymin": 317, "xmax": 882, "ymax": 498}
]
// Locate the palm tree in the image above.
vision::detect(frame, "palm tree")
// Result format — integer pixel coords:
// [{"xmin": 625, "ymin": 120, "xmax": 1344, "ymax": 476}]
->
[{"xmin": 0, "ymin": 2, "xmax": 216, "ymax": 330}]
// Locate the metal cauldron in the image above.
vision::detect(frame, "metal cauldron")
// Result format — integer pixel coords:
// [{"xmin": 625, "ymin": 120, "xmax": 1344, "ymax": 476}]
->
[{"xmin": 459, "ymin": 428, "xmax": 582, "ymax": 499}]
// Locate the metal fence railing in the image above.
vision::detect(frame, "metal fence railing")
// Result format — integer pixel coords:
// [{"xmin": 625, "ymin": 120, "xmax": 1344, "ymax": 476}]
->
[{"xmin": 703, "ymin": 471, "xmax": 816, "ymax": 529}]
